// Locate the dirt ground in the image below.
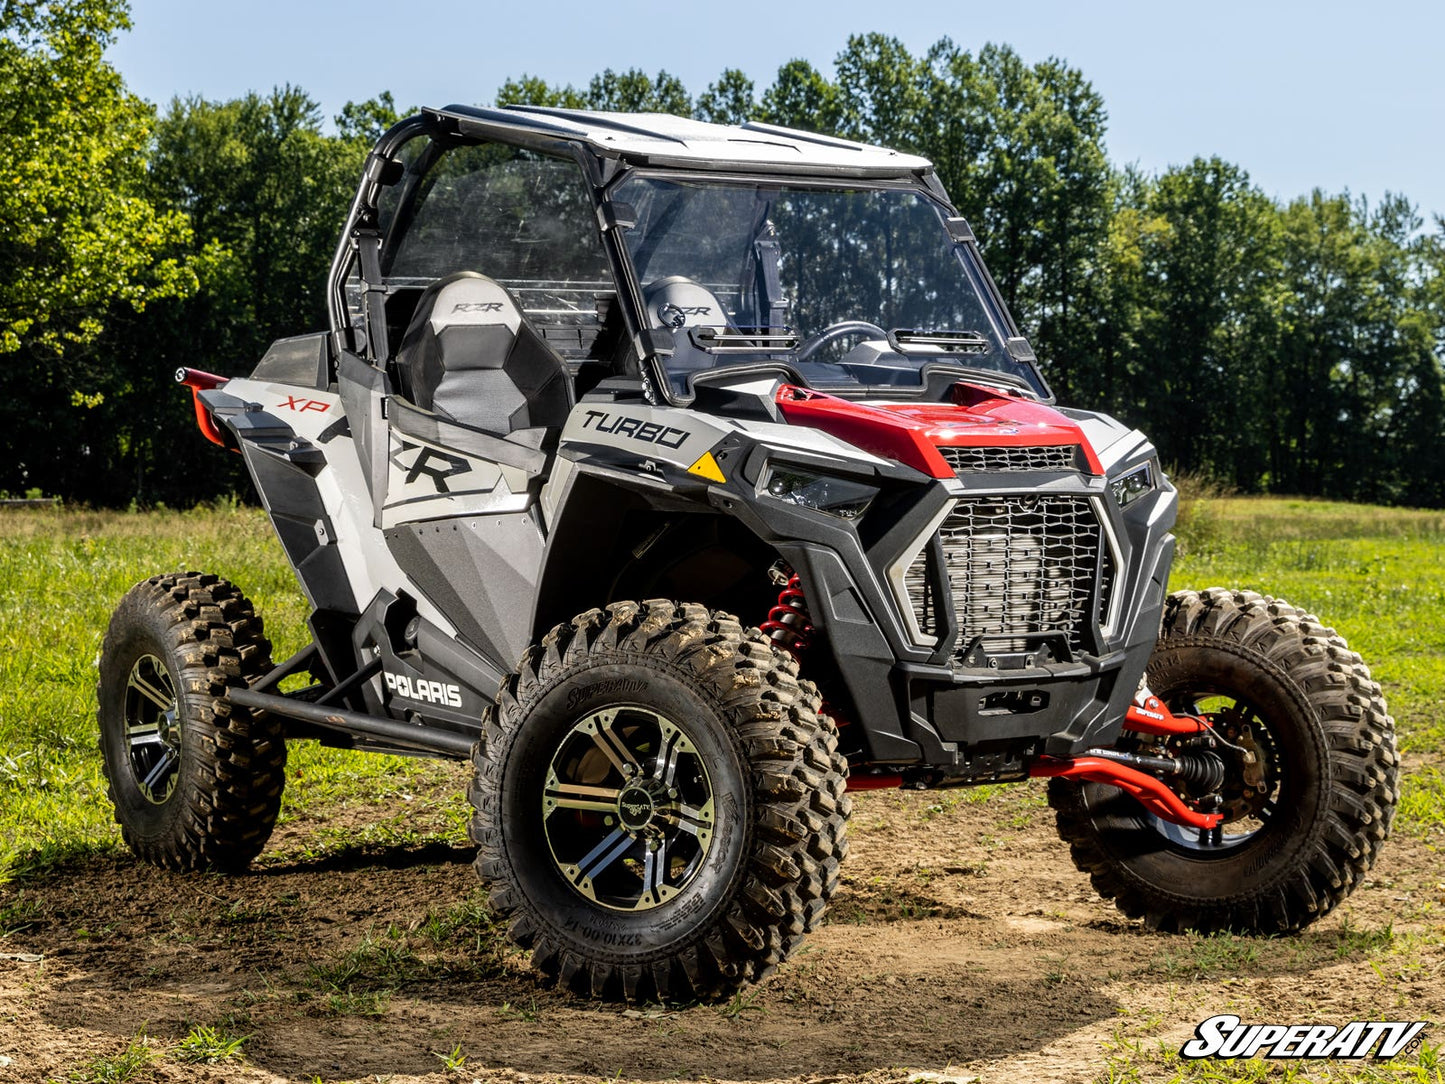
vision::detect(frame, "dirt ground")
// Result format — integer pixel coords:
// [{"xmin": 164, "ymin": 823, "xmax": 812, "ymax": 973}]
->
[{"xmin": 2, "ymin": 762, "xmax": 1441, "ymax": 1084}]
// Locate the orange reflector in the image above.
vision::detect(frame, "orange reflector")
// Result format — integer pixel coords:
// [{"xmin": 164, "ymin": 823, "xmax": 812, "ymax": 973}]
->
[{"xmin": 686, "ymin": 451, "xmax": 726, "ymax": 483}]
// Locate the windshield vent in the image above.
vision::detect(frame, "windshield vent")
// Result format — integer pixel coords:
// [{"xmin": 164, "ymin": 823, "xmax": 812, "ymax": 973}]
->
[
  {"xmin": 940, "ymin": 445, "xmax": 1080, "ymax": 474},
  {"xmin": 688, "ymin": 326, "xmax": 800, "ymax": 354}
]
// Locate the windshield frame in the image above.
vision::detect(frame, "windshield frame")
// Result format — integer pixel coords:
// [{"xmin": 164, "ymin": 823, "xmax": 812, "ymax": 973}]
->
[
  {"xmin": 598, "ymin": 165, "xmax": 1053, "ymax": 407},
  {"xmin": 325, "ymin": 111, "xmax": 1053, "ymax": 407}
]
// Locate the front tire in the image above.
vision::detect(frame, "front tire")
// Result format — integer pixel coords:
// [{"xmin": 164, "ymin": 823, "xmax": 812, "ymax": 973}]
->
[
  {"xmin": 1050, "ymin": 588, "xmax": 1398, "ymax": 933},
  {"xmin": 97, "ymin": 572, "xmax": 285, "ymax": 871},
  {"xmin": 469, "ymin": 600, "xmax": 850, "ymax": 1001}
]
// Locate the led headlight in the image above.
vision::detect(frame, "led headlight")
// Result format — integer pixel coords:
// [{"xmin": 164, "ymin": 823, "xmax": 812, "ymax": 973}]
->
[
  {"xmin": 1110, "ymin": 458, "xmax": 1159, "ymax": 508},
  {"xmin": 761, "ymin": 466, "xmax": 876, "ymax": 519}
]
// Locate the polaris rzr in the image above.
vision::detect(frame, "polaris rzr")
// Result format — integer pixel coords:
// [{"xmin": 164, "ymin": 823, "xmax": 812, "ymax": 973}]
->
[{"xmin": 97, "ymin": 106, "xmax": 1400, "ymax": 1001}]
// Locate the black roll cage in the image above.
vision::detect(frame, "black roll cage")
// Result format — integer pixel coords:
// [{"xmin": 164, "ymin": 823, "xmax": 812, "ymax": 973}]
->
[{"xmin": 325, "ymin": 106, "xmax": 1051, "ymax": 407}]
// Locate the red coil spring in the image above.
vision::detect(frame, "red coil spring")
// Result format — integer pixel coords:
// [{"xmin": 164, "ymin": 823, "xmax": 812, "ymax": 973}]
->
[{"xmin": 761, "ymin": 573, "xmax": 814, "ymax": 656}]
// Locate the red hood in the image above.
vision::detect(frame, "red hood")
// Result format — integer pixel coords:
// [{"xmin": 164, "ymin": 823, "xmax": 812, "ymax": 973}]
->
[{"xmin": 773, "ymin": 383, "xmax": 1102, "ymax": 478}]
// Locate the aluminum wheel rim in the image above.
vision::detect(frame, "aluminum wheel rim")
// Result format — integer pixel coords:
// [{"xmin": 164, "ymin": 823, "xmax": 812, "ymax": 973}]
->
[
  {"xmin": 124, "ymin": 653, "xmax": 182, "ymax": 805},
  {"xmin": 542, "ymin": 706, "xmax": 715, "ymax": 912}
]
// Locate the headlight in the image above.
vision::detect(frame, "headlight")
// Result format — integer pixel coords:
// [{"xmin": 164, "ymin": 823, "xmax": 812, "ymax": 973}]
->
[
  {"xmin": 1110, "ymin": 459, "xmax": 1159, "ymax": 508},
  {"xmin": 760, "ymin": 466, "xmax": 876, "ymax": 519}
]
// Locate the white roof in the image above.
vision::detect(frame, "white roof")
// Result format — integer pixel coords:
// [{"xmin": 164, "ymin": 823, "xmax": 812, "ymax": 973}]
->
[{"xmin": 428, "ymin": 104, "xmax": 935, "ymax": 177}]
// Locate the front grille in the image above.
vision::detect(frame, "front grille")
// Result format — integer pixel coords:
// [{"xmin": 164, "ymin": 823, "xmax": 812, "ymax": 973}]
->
[
  {"xmin": 905, "ymin": 496, "xmax": 1108, "ymax": 658},
  {"xmin": 940, "ymin": 444, "xmax": 1079, "ymax": 473}
]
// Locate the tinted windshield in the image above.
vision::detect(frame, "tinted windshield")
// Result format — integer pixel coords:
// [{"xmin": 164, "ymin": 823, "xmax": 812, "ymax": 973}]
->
[{"xmin": 613, "ymin": 177, "xmax": 1043, "ymax": 398}]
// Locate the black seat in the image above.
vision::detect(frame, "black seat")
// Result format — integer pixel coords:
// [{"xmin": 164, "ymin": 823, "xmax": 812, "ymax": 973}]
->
[{"xmin": 394, "ymin": 271, "xmax": 573, "ymax": 437}]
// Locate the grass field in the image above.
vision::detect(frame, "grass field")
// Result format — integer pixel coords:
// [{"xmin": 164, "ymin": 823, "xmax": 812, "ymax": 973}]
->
[
  {"xmin": 0, "ymin": 495, "xmax": 1442, "ymax": 1084},
  {"xmin": 0, "ymin": 502, "xmax": 451, "ymax": 881},
  {"xmin": 0, "ymin": 494, "xmax": 1442, "ymax": 880}
]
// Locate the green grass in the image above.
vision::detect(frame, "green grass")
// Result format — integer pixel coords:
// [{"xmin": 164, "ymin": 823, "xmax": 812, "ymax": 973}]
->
[
  {"xmin": 63, "ymin": 1032, "xmax": 157, "ymax": 1083},
  {"xmin": 173, "ymin": 1024, "xmax": 247, "ymax": 1064},
  {"xmin": 0, "ymin": 503, "xmax": 453, "ymax": 882},
  {"xmin": 0, "ymin": 494, "xmax": 1441, "ymax": 883},
  {"xmin": 1170, "ymin": 496, "xmax": 1445, "ymax": 840}
]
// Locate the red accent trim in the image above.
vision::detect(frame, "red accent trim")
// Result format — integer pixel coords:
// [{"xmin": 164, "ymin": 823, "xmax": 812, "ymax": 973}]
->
[
  {"xmin": 846, "ymin": 772, "xmax": 904, "ymax": 792},
  {"xmin": 1124, "ymin": 697, "xmax": 1210, "ymax": 737},
  {"xmin": 772, "ymin": 382, "xmax": 1104, "ymax": 476},
  {"xmin": 774, "ymin": 384, "xmax": 953, "ymax": 476},
  {"xmin": 175, "ymin": 368, "xmax": 230, "ymax": 449},
  {"xmin": 1028, "ymin": 756, "xmax": 1223, "ymax": 829},
  {"xmin": 176, "ymin": 367, "xmax": 227, "ymax": 391}
]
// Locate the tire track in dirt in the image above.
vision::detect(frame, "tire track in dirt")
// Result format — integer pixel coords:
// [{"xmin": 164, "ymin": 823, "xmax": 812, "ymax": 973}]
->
[{"xmin": 2, "ymin": 772, "xmax": 1440, "ymax": 1083}]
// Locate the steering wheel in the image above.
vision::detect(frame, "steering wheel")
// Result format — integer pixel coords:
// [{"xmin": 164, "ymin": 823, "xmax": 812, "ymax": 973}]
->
[{"xmin": 796, "ymin": 321, "xmax": 888, "ymax": 362}]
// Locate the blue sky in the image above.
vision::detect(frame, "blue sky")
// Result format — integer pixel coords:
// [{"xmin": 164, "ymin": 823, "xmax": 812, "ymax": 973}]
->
[{"xmin": 107, "ymin": 0, "xmax": 1445, "ymax": 221}]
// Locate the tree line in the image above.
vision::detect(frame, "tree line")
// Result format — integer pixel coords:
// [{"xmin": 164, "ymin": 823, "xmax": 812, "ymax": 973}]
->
[{"xmin": 4, "ymin": 2, "xmax": 1443, "ymax": 507}]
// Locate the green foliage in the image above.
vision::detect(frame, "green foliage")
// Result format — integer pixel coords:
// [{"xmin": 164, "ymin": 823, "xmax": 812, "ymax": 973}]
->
[
  {"xmin": 334, "ymin": 89, "xmax": 405, "ymax": 144},
  {"xmin": 0, "ymin": 505, "xmax": 448, "ymax": 882},
  {"xmin": 0, "ymin": 82, "xmax": 364, "ymax": 505},
  {"xmin": 173, "ymin": 1024, "xmax": 246, "ymax": 1064},
  {"xmin": 3, "ymin": 11, "xmax": 1444, "ymax": 508},
  {"xmin": 695, "ymin": 69, "xmax": 756, "ymax": 125},
  {"xmin": 585, "ymin": 67, "xmax": 691, "ymax": 114},
  {"xmin": 0, "ymin": 0, "xmax": 195, "ymax": 354},
  {"xmin": 495, "ymin": 73, "xmax": 586, "ymax": 109},
  {"xmin": 64, "ymin": 1032, "xmax": 156, "ymax": 1083}
]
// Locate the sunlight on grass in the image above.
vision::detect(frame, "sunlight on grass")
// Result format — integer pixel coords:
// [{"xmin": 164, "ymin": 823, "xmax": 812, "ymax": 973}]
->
[{"xmin": 0, "ymin": 493, "xmax": 1441, "ymax": 881}]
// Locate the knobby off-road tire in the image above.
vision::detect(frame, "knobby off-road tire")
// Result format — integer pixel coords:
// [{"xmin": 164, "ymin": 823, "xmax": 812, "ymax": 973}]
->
[
  {"xmin": 1050, "ymin": 588, "xmax": 1399, "ymax": 933},
  {"xmin": 469, "ymin": 600, "xmax": 850, "ymax": 1001},
  {"xmin": 97, "ymin": 572, "xmax": 286, "ymax": 871}
]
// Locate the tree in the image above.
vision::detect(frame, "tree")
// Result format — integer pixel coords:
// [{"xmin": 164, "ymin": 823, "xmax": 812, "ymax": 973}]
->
[
  {"xmin": 495, "ymin": 75, "xmax": 586, "ymax": 110},
  {"xmin": 1128, "ymin": 158, "xmax": 1283, "ymax": 484},
  {"xmin": 694, "ymin": 69, "xmax": 755, "ymax": 125},
  {"xmin": 0, "ymin": 0, "xmax": 193, "ymax": 354},
  {"xmin": 335, "ymin": 90, "xmax": 406, "ymax": 144},
  {"xmin": 61, "ymin": 86, "xmax": 364, "ymax": 506},
  {"xmin": 585, "ymin": 68, "xmax": 690, "ymax": 114},
  {"xmin": 757, "ymin": 59, "xmax": 842, "ymax": 133}
]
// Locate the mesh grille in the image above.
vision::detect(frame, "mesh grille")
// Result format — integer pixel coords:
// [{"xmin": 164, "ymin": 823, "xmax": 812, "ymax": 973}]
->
[
  {"xmin": 939, "ymin": 445, "xmax": 1078, "ymax": 473},
  {"xmin": 906, "ymin": 496, "xmax": 1108, "ymax": 657}
]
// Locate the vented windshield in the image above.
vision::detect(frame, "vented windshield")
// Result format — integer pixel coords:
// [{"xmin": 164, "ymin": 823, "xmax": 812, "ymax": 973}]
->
[{"xmin": 613, "ymin": 177, "xmax": 1044, "ymax": 398}]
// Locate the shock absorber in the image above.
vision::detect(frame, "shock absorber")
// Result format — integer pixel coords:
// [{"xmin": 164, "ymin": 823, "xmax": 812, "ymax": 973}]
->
[{"xmin": 761, "ymin": 561, "xmax": 814, "ymax": 657}]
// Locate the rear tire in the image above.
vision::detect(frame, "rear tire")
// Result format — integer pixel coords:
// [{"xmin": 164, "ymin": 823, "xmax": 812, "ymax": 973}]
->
[
  {"xmin": 1050, "ymin": 588, "xmax": 1398, "ymax": 933},
  {"xmin": 469, "ymin": 600, "xmax": 849, "ymax": 1001},
  {"xmin": 97, "ymin": 572, "xmax": 285, "ymax": 871}
]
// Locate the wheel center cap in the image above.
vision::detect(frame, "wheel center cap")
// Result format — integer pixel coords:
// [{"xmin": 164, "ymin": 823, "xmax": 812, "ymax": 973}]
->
[{"xmin": 617, "ymin": 786, "xmax": 656, "ymax": 830}]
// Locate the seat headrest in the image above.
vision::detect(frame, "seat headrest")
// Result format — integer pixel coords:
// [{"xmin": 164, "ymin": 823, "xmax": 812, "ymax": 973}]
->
[
  {"xmin": 644, "ymin": 276, "xmax": 728, "ymax": 330},
  {"xmin": 414, "ymin": 271, "xmax": 524, "ymax": 340}
]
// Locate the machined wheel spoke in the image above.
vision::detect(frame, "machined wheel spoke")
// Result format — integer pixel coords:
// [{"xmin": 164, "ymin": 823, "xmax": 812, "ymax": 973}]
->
[
  {"xmin": 589, "ymin": 712, "xmax": 642, "ymax": 776},
  {"xmin": 547, "ymin": 782, "xmax": 622, "ymax": 813},
  {"xmin": 638, "ymin": 838, "xmax": 668, "ymax": 905},
  {"xmin": 662, "ymin": 802, "xmax": 713, "ymax": 836},
  {"xmin": 140, "ymin": 745, "xmax": 179, "ymax": 793},
  {"xmin": 652, "ymin": 727, "xmax": 684, "ymax": 786},
  {"xmin": 126, "ymin": 722, "xmax": 164, "ymax": 748},
  {"xmin": 576, "ymin": 827, "xmax": 636, "ymax": 881},
  {"xmin": 545, "ymin": 706, "xmax": 714, "ymax": 911},
  {"xmin": 128, "ymin": 669, "xmax": 174, "ymax": 712}
]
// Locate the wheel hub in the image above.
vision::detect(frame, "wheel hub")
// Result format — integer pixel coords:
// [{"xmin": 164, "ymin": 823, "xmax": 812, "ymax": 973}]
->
[
  {"xmin": 541, "ymin": 706, "xmax": 715, "ymax": 912},
  {"xmin": 616, "ymin": 784, "xmax": 659, "ymax": 831},
  {"xmin": 123, "ymin": 653, "xmax": 182, "ymax": 805}
]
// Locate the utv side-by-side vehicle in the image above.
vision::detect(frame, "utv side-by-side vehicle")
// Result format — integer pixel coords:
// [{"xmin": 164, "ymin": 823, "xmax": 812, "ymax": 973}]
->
[{"xmin": 97, "ymin": 105, "xmax": 1400, "ymax": 1001}]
